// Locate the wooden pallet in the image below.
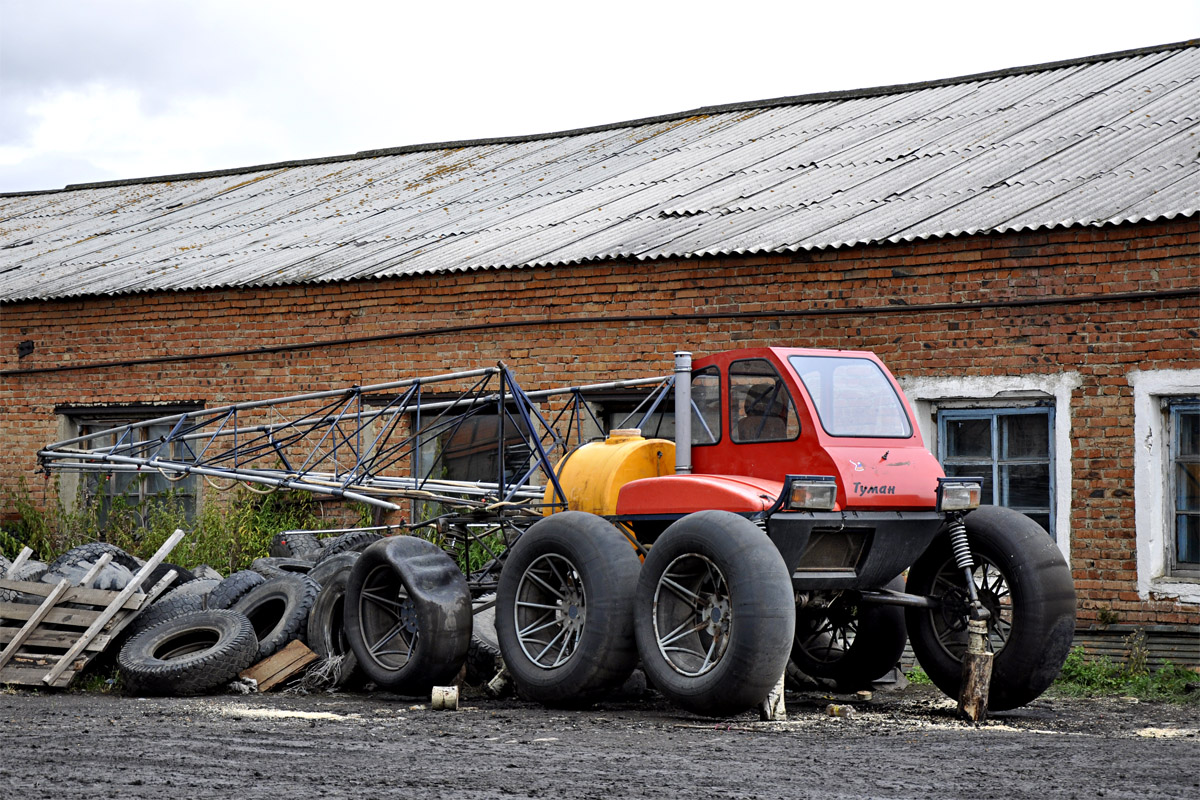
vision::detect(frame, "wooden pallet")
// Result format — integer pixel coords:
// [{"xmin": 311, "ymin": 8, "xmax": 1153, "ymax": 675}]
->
[{"xmin": 0, "ymin": 530, "xmax": 185, "ymax": 688}]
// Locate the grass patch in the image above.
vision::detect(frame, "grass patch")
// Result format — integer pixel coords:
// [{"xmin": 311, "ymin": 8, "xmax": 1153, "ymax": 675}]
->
[
  {"xmin": 1, "ymin": 477, "xmax": 370, "ymax": 574},
  {"xmin": 906, "ymin": 639, "xmax": 1198, "ymax": 703},
  {"xmin": 1051, "ymin": 645, "xmax": 1199, "ymax": 702},
  {"xmin": 905, "ymin": 664, "xmax": 933, "ymax": 686}
]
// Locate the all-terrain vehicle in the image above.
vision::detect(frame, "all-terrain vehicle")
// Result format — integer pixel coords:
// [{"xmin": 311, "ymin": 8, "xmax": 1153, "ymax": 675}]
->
[{"xmin": 38, "ymin": 347, "xmax": 1076, "ymax": 715}]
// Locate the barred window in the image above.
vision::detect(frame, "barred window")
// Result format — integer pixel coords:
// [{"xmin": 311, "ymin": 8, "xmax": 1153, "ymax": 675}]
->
[{"xmin": 938, "ymin": 406, "xmax": 1055, "ymax": 538}]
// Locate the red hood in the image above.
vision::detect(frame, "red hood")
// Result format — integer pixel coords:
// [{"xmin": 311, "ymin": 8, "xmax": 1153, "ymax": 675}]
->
[
  {"xmin": 824, "ymin": 445, "xmax": 943, "ymax": 510},
  {"xmin": 616, "ymin": 474, "xmax": 784, "ymax": 516}
]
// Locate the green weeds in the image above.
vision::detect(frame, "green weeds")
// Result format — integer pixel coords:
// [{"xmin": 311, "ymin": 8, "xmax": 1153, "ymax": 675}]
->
[
  {"xmin": 905, "ymin": 664, "xmax": 933, "ymax": 685},
  {"xmin": 907, "ymin": 639, "xmax": 1197, "ymax": 702},
  {"xmin": 1052, "ymin": 645, "xmax": 1198, "ymax": 702},
  {"xmin": 1, "ymin": 478, "xmax": 365, "ymax": 574}
]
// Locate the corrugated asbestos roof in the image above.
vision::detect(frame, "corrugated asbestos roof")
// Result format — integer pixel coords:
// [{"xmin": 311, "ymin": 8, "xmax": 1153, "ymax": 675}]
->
[{"xmin": 1, "ymin": 41, "xmax": 1197, "ymax": 303}]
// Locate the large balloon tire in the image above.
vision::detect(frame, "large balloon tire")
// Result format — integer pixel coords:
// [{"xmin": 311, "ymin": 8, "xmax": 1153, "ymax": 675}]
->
[
  {"xmin": 343, "ymin": 536, "xmax": 471, "ymax": 694},
  {"xmin": 634, "ymin": 510, "xmax": 794, "ymax": 717},
  {"xmin": 207, "ymin": 570, "xmax": 268, "ymax": 611},
  {"xmin": 43, "ymin": 543, "xmax": 142, "ymax": 592},
  {"xmin": 905, "ymin": 506, "xmax": 1076, "ymax": 711},
  {"xmin": 495, "ymin": 513, "xmax": 641, "ymax": 706},
  {"xmin": 127, "ymin": 592, "xmax": 207, "ymax": 638},
  {"xmin": 250, "ymin": 557, "xmax": 315, "ymax": 579},
  {"xmin": 47, "ymin": 542, "xmax": 142, "ymax": 575},
  {"xmin": 314, "ymin": 531, "xmax": 385, "ymax": 565},
  {"xmin": 307, "ymin": 551, "xmax": 360, "ymax": 588},
  {"xmin": 269, "ymin": 531, "xmax": 323, "ymax": 559},
  {"xmin": 789, "ymin": 575, "xmax": 908, "ymax": 689}
]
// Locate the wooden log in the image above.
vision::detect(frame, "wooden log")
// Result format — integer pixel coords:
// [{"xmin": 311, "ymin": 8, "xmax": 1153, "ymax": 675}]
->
[
  {"xmin": 958, "ymin": 619, "xmax": 993, "ymax": 723},
  {"xmin": 240, "ymin": 640, "xmax": 318, "ymax": 692},
  {"xmin": 758, "ymin": 668, "xmax": 787, "ymax": 721}
]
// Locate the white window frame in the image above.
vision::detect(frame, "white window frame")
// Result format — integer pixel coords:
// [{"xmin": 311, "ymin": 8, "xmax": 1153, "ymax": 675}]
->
[
  {"xmin": 1130, "ymin": 368, "xmax": 1200, "ymax": 603},
  {"xmin": 898, "ymin": 372, "xmax": 1079, "ymax": 567}
]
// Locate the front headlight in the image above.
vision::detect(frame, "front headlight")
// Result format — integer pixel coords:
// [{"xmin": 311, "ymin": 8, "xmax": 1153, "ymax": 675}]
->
[
  {"xmin": 784, "ymin": 475, "xmax": 838, "ymax": 511},
  {"xmin": 937, "ymin": 477, "xmax": 982, "ymax": 512}
]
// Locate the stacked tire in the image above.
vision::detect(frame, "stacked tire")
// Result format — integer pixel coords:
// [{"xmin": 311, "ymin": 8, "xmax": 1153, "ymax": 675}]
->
[
  {"xmin": 116, "ymin": 536, "xmax": 332, "ymax": 696},
  {"xmin": 119, "ymin": 570, "xmax": 320, "ymax": 696},
  {"xmin": 117, "ymin": 530, "xmax": 397, "ymax": 696}
]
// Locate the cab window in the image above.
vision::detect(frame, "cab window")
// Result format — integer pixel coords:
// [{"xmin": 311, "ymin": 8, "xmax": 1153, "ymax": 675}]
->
[
  {"xmin": 788, "ymin": 355, "xmax": 912, "ymax": 438},
  {"xmin": 690, "ymin": 366, "xmax": 721, "ymax": 445},
  {"xmin": 729, "ymin": 359, "xmax": 800, "ymax": 443}
]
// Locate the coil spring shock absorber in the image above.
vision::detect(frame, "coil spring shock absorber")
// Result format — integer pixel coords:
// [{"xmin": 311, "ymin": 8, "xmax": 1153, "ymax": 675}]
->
[{"xmin": 947, "ymin": 512, "xmax": 990, "ymax": 621}]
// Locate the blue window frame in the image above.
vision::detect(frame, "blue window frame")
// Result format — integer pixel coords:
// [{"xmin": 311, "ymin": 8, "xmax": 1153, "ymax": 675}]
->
[
  {"xmin": 937, "ymin": 407, "xmax": 1055, "ymax": 539},
  {"xmin": 1170, "ymin": 401, "xmax": 1200, "ymax": 575}
]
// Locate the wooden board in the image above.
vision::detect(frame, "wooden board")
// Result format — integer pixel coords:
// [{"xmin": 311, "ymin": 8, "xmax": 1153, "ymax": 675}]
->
[
  {"xmin": 0, "ymin": 578, "xmax": 150, "ymax": 610},
  {"xmin": 240, "ymin": 640, "xmax": 319, "ymax": 692}
]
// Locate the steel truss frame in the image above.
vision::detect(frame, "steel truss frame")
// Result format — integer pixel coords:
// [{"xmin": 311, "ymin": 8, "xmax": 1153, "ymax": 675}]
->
[{"xmin": 38, "ymin": 364, "xmax": 674, "ymax": 523}]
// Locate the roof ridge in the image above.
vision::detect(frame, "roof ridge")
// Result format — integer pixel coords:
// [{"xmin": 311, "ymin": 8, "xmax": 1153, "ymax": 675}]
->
[{"xmin": 4, "ymin": 38, "xmax": 1195, "ymax": 198}]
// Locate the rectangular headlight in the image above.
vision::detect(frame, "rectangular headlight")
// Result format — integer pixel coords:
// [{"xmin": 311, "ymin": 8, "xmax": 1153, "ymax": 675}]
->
[
  {"xmin": 785, "ymin": 475, "xmax": 838, "ymax": 511},
  {"xmin": 937, "ymin": 478, "xmax": 982, "ymax": 512}
]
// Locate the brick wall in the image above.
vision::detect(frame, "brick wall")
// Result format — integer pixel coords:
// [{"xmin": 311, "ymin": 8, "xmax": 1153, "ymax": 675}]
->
[{"xmin": 2, "ymin": 217, "xmax": 1197, "ymax": 625}]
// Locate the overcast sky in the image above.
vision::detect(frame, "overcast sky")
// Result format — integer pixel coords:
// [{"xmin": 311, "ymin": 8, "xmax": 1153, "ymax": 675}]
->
[{"xmin": 1, "ymin": 0, "xmax": 1197, "ymax": 194}]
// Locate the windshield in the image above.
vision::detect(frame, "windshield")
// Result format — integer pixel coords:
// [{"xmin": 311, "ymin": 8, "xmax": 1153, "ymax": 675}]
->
[{"xmin": 787, "ymin": 355, "xmax": 913, "ymax": 438}]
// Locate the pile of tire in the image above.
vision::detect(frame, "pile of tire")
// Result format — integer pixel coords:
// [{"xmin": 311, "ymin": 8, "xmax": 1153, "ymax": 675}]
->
[
  {"xmin": 5, "ymin": 530, "xmax": 497, "ymax": 698},
  {"xmin": 114, "ymin": 530, "xmax": 400, "ymax": 696}
]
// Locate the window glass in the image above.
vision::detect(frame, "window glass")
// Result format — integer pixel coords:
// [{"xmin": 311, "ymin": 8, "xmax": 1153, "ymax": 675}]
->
[
  {"xmin": 945, "ymin": 418, "xmax": 992, "ymax": 458},
  {"xmin": 789, "ymin": 356, "xmax": 912, "ymax": 438},
  {"xmin": 729, "ymin": 359, "xmax": 799, "ymax": 443},
  {"xmin": 73, "ymin": 415, "xmax": 199, "ymax": 528},
  {"xmin": 1004, "ymin": 413, "xmax": 1049, "ymax": 459},
  {"xmin": 1171, "ymin": 403, "xmax": 1200, "ymax": 570},
  {"xmin": 690, "ymin": 367, "xmax": 722, "ymax": 445},
  {"xmin": 418, "ymin": 411, "xmax": 534, "ymax": 486},
  {"xmin": 938, "ymin": 407, "xmax": 1054, "ymax": 539}
]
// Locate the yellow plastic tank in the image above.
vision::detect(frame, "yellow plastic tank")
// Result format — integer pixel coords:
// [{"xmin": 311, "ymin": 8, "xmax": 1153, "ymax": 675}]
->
[{"xmin": 543, "ymin": 429, "xmax": 675, "ymax": 516}]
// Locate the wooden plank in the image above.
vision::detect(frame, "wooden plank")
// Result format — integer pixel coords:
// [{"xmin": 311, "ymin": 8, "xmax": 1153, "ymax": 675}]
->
[
  {"xmin": 240, "ymin": 640, "xmax": 318, "ymax": 692},
  {"xmin": 0, "ymin": 578, "xmax": 148, "ymax": 609},
  {"xmin": 0, "ymin": 628, "xmax": 112, "ymax": 650},
  {"xmin": 6, "ymin": 547, "xmax": 33, "ymax": 578},
  {"xmin": 1, "ymin": 660, "xmax": 86, "ymax": 687},
  {"xmin": 0, "ymin": 578, "xmax": 172, "ymax": 610},
  {"xmin": 76, "ymin": 552, "xmax": 114, "ymax": 588},
  {"xmin": 0, "ymin": 601, "xmax": 103, "ymax": 628},
  {"xmin": 43, "ymin": 529, "xmax": 186, "ymax": 686},
  {"xmin": 0, "ymin": 579, "xmax": 72, "ymax": 671}
]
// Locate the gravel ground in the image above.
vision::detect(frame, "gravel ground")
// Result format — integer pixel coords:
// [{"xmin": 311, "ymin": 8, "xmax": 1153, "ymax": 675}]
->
[{"xmin": 1, "ymin": 683, "xmax": 1196, "ymax": 799}]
